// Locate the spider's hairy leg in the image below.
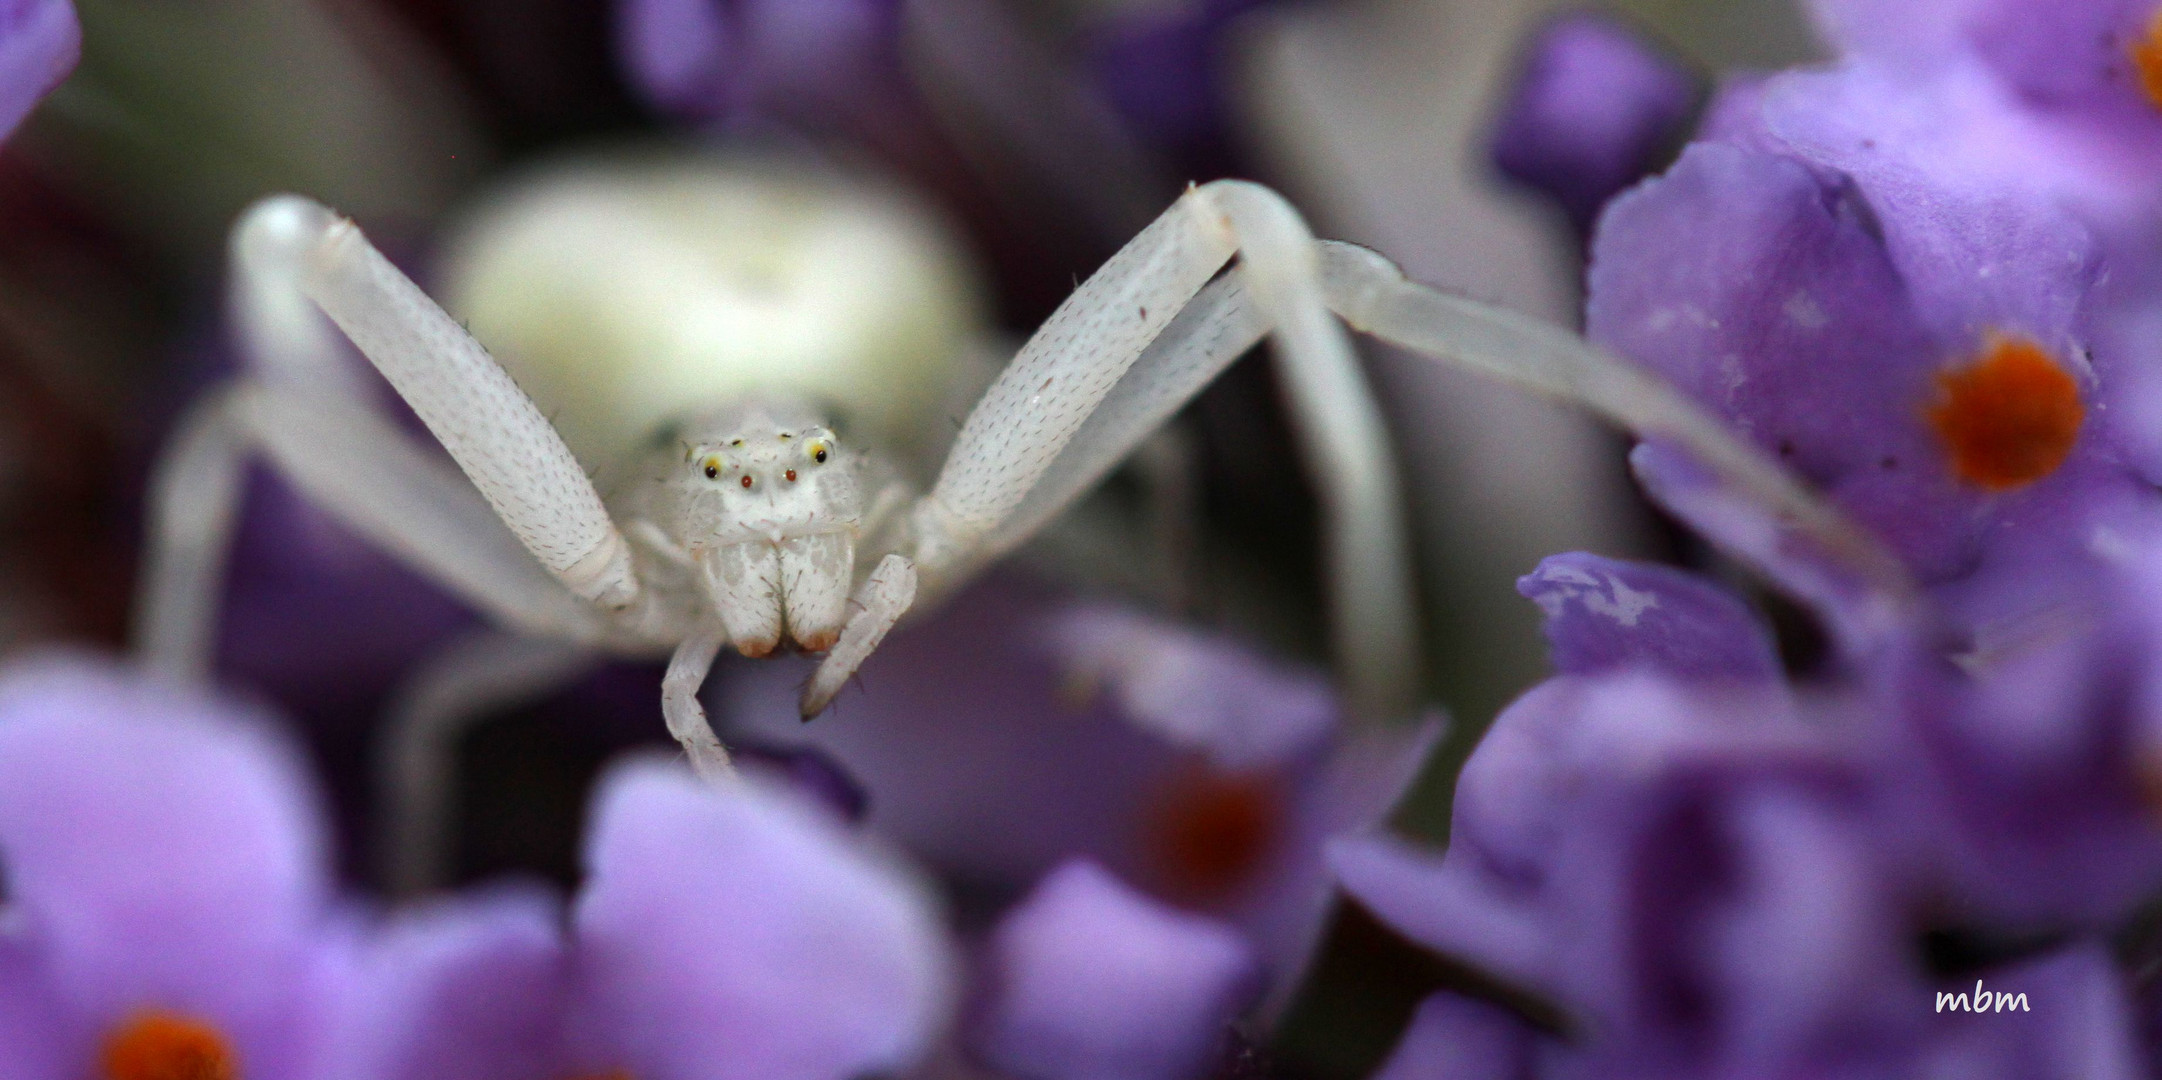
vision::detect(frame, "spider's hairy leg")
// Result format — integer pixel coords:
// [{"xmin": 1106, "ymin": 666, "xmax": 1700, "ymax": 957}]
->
[
  {"xmin": 904, "ymin": 183, "xmax": 1241, "ymax": 592},
  {"xmin": 1192, "ymin": 182, "xmax": 1419, "ymax": 719},
  {"xmin": 801, "ymin": 554, "xmax": 918, "ymax": 718},
  {"xmin": 1314, "ymin": 240, "xmax": 1921, "ymax": 636},
  {"xmin": 898, "ymin": 180, "xmax": 1421, "ymax": 720},
  {"xmin": 231, "ymin": 194, "xmax": 640, "ymax": 613},
  {"xmin": 136, "ymin": 383, "xmax": 608, "ymax": 680},
  {"xmin": 664, "ymin": 622, "xmax": 736, "ymax": 782}
]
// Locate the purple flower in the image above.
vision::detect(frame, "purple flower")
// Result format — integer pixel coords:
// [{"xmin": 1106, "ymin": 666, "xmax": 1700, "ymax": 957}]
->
[
  {"xmin": 1335, "ymin": 660, "xmax": 2153, "ymax": 1077},
  {"xmin": 1789, "ymin": 1, "xmax": 2162, "ymax": 255},
  {"xmin": 722, "ymin": 574, "xmax": 1439, "ymax": 1066},
  {"xmin": 1586, "ymin": 84, "xmax": 2152, "ymax": 641},
  {"xmin": 1489, "ymin": 11, "xmax": 1699, "ymax": 235},
  {"xmin": 1081, "ymin": 0, "xmax": 1274, "ymax": 180},
  {"xmin": 0, "ymin": 651, "xmax": 954, "ymax": 1080},
  {"xmin": 615, "ymin": 0, "xmax": 900, "ymax": 124},
  {"xmin": 1372, "ymin": 942, "xmax": 2143, "ymax": 1080},
  {"xmin": 1332, "ymin": 541, "xmax": 2162, "ymax": 1076},
  {"xmin": 1578, "ymin": 0, "xmax": 2162, "ymax": 656},
  {"xmin": 578, "ymin": 762, "xmax": 953, "ymax": 1077},
  {"xmin": 1872, "ymin": 523, "xmax": 2162, "ymax": 929},
  {"xmin": 0, "ymin": 653, "xmax": 356, "ymax": 1080},
  {"xmin": 1517, "ymin": 551, "xmax": 1780, "ymax": 682},
  {"xmin": 1332, "ymin": 669, "xmax": 1919, "ymax": 1063},
  {"xmin": 1811, "ymin": 0, "xmax": 2162, "ymax": 122},
  {"xmin": 0, "ymin": 0, "xmax": 77, "ymax": 143},
  {"xmin": 972, "ymin": 859, "xmax": 1257, "ymax": 1080},
  {"xmin": 339, "ymin": 759, "xmax": 956, "ymax": 1080},
  {"xmin": 1368, "ymin": 992, "xmax": 1540, "ymax": 1080}
]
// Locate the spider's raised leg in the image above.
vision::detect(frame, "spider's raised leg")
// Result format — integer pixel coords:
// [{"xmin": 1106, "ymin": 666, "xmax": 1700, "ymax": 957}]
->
[
  {"xmin": 137, "ymin": 361, "xmax": 607, "ymax": 681},
  {"xmin": 1313, "ymin": 240, "xmax": 1920, "ymax": 633},
  {"xmin": 1180, "ymin": 182, "xmax": 1418, "ymax": 720},
  {"xmin": 140, "ymin": 195, "xmax": 637, "ymax": 680},
  {"xmin": 231, "ymin": 195, "xmax": 642, "ymax": 610},
  {"xmin": 833, "ymin": 179, "xmax": 1419, "ymax": 719},
  {"xmin": 796, "ymin": 185, "xmax": 1240, "ymax": 714}
]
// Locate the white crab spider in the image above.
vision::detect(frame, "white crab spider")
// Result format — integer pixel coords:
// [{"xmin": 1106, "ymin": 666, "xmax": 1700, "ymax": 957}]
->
[
  {"xmin": 138, "ymin": 172, "xmax": 1436, "ymax": 783},
  {"xmin": 137, "ymin": 158, "xmax": 1912, "ymax": 860}
]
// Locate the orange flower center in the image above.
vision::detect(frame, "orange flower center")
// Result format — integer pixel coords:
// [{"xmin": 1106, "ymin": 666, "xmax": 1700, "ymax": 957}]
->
[
  {"xmin": 1926, "ymin": 335, "xmax": 2082, "ymax": 491},
  {"xmin": 2132, "ymin": 9, "xmax": 2162, "ymax": 111},
  {"xmin": 1143, "ymin": 766, "xmax": 1285, "ymax": 902},
  {"xmin": 101, "ymin": 1012, "xmax": 237, "ymax": 1080}
]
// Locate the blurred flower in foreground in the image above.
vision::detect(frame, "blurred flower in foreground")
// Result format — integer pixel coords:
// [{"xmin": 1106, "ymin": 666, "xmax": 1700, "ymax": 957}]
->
[
  {"xmin": 726, "ymin": 575, "xmax": 1440, "ymax": 1076},
  {"xmin": 974, "ymin": 858, "xmax": 1257, "ymax": 1080},
  {"xmin": 1488, "ymin": 11, "xmax": 1699, "ymax": 237},
  {"xmin": 0, "ymin": 654, "xmax": 954, "ymax": 1080},
  {"xmin": 0, "ymin": 0, "xmax": 77, "ymax": 142},
  {"xmin": 0, "ymin": 654, "xmax": 353, "ymax": 1080},
  {"xmin": 344, "ymin": 760, "xmax": 954, "ymax": 1080}
]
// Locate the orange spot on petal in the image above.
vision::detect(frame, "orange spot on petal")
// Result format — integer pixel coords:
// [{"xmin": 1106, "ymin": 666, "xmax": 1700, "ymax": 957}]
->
[
  {"xmin": 1143, "ymin": 766, "xmax": 1285, "ymax": 903},
  {"xmin": 1927, "ymin": 335, "xmax": 2083, "ymax": 491},
  {"xmin": 101, "ymin": 1011, "xmax": 237, "ymax": 1080},
  {"xmin": 2133, "ymin": 9, "xmax": 2162, "ymax": 112}
]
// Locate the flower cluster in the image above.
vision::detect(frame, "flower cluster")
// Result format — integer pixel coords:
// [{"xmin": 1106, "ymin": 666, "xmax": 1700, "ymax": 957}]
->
[
  {"xmin": 1340, "ymin": 2, "xmax": 2162, "ymax": 1076},
  {"xmin": 27, "ymin": 0, "xmax": 2162, "ymax": 1076},
  {"xmin": 0, "ymin": 654, "xmax": 953, "ymax": 1080},
  {"xmin": 722, "ymin": 574, "xmax": 1440, "ymax": 1078}
]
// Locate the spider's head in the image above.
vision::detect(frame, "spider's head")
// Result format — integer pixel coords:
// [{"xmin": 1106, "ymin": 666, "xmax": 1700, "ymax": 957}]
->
[
  {"xmin": 676, "ymin": 401, "xmax": 865, "ymax": 656},
  {"xmin": 687, "ymin": 421, "xmax": 857, "ymax": 537}
]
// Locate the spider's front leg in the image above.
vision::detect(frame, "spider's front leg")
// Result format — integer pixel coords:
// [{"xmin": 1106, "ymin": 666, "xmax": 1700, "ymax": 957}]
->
[
  {"xmin": 804, "ymin": 179, "xmax": 1420, "ymax": 719},
  {"xmin": 139, "ymin": 197, "xmax": 627, "ymax": 681},
  {"xmin": 142, "ymin": 195, "xmax": 757, "ymax": 781},
  {"xmin": 231, "ymin": 195, "xmax": 644, "ymax": 613},
  {"xmin": 799, "ymin": 554, "xmax": 919, "ymax": 718}
]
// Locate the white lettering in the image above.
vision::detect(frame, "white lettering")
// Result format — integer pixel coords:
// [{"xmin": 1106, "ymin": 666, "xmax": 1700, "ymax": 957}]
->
[{"xmin": 1934, "ymin": 979, "xmax": 2030, "ymax": 1013}]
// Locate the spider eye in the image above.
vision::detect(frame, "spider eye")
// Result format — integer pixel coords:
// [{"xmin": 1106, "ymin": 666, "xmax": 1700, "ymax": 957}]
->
[
  {"xmin": 808, "ymin": 439, "xmax": 830, "ymax": 465},
  {"xmin": 701, "ymin": 456, "xmax": 722, "ymax": 481}
]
